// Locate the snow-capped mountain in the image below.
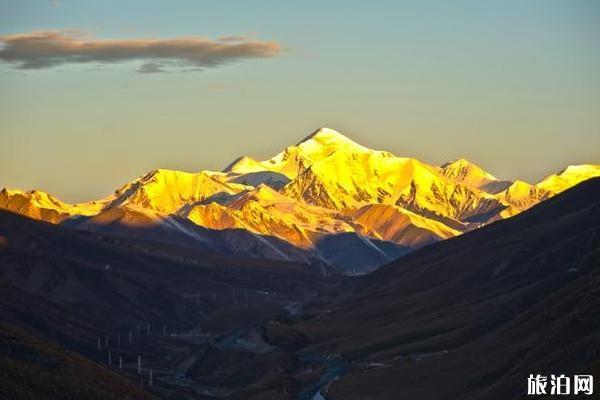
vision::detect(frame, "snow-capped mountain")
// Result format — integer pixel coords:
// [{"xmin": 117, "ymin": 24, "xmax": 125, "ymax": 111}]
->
[
  {"xmin": 0, "ymin": 188, "xmax": 104, "ymax": 223},
  {"xmin": 1, "ymin": 127, "xmax": 599, "ymax": 273},
  {"xmin": 440, "ymin": 158, "xmax": 512, "ymax": 194}
]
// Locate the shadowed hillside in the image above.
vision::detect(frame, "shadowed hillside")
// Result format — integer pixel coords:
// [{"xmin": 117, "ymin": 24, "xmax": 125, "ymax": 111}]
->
[{"xmin": 0, "ymin": 322, "xmax": 155, "ymax": 400}]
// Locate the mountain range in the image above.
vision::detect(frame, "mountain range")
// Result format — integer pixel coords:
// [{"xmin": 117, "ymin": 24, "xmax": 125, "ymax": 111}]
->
[{"xmin": 1, "ymin": 127, "xmax": 599, "ymax": 273}]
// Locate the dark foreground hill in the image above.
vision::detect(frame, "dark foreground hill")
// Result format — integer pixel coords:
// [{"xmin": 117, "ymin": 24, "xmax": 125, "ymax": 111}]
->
[
  {"xmin": 0, "ymin": 322, "xmax": 155, "ymax": 400},
  {"xmin": 295, "ymin": 178, "xmax": 600, "ymax": 400}
]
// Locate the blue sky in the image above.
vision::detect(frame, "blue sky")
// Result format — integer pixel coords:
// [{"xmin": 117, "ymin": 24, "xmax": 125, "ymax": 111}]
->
[{"xmin": 1, "ymin": 0, "xmax": 599, "ymax": 201}]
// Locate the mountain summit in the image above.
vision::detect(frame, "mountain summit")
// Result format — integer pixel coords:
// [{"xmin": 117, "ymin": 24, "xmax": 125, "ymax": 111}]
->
[
  {"xmin": 226, "ymin": 127, "xmax": 372, "ymax": 180},
  {"xmin": 295, "ymin": 127, "xmax": 369, "ymax": 153},
  {"xmin": 1, "ymin": 128, "xmax": 599, "ymax": 273},
  {"xmin": 440, "ymin": 158, "xmax": 511, "ymax": 194}
]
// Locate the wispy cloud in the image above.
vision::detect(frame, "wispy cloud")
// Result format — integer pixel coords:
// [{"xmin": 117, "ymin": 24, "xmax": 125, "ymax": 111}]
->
[
  {"xmin": 0, "ymin": 30, "xmax": 281, "ymax": 72},
  {"xmin": 138, "ymin": 62, "xmax": 166, "ymax": 74}
]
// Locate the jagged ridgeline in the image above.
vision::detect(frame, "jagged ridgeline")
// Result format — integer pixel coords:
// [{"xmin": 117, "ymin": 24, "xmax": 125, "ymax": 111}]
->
[{"xmin": 1, "ymin": 128, "xmax": 599, "ymax": 273}]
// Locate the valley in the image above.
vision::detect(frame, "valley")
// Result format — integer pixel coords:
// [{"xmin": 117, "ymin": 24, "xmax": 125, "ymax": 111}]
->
[{"xmin": 1, "ymin": 177, "xmax": 600, "ymax": 399}]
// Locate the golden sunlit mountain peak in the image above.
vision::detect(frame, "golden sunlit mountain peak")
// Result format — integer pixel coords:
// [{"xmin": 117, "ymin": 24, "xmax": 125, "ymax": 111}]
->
[
  {"xmin": 0, "ymin": 187, "xmax": 103, "ymax": 223},
  {"xmin": 536, "ymin": 164, "xmax": 600, "ymax": 194},
  {"xmin": 222, "ymin": 128, "xmax": 374, "ymax": 180},
  {"xmin": 495, "ymin": 164, "xmax": 600, "ymax": 218},
  {"xmin": 222, "ymin": 156, "xmax": 264, "ymax": 174},
  {"xmin": 439, "ymin": 158, "xmax": 512, "ymax": 194},
  {"xmin": 441, "ymin": 158, "xmax": 497, "ymax": 181},
  {"xmin": 296, "ymin": 127, "xmax": 366, "ymax": 150},
  {"xmin": 110, "ymin": 168, "xmax": 249, "ymax": 214},
  {"xmin": 495, "ymin": 180, "xmax": 538, "ymax": 216}
]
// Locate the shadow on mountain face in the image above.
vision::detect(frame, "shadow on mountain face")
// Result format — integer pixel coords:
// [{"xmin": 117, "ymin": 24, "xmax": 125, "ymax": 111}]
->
[
  {"xmin": 312, "ymin": 232, "xmax": 410, "ymax": 274},
  {"xmin": 230, "ymin": 171, "xmax": 291, "ymax": 189},
  {"xmin": 62, "ymin": 210, "xmax": 322, "ymax": 266},
  {"xmin": 64, "ymin": 211, "xmax": 411, "ymax": 275},
  {"xmin": 295, "ymin": 178, "xmax": 600, "ymax": 400}
]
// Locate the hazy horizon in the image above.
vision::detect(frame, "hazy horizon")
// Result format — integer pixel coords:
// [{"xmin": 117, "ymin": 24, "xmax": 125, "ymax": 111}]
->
[{"xmin": 1, "ymin": 0, "xmax": 599, "ymax": 202}]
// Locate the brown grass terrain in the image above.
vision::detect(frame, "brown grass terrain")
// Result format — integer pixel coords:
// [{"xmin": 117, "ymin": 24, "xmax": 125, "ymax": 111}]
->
[{"xmin": 0, "ymin": 322, "xmax": 156, "ymax": 400}]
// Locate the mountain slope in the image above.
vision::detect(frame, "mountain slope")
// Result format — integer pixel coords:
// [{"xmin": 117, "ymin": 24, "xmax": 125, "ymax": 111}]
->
[
  {"xmin": 0, "ymin": 188, "xmax": 103, "ymax": 223},
  {"xmin": 0, "ymin": 322, "xmax": 155, "ymax": 400},
  {"xmin": 536, "ymin": 164, "xmax": 600, "ymax": 193},
  {"xmin": 108, "ymin": 168, "xmax": 249, "ymax": 214},
  {"xmin": 279, "ymin": 131, "xmax": 505, "ymax": 227},
  {"xmin": 184, "ymin": 185, "xmax": 408, "ymax": 271},
  {"xmin": 495, "ymin": 164, "xmax": 600, "ymax": 218},
  {"xmin": 352, "ymin": 203, "xmax": 460, "ymax": 247},
  {"xmin": 186, "ymin": 184, "xmax": 363, "ymax": 249},
  {"xmin": 67, "ymin": 204, "xmax": 319, "ymax": 264},
  {"xmin": 295, "ymin": 178, "xmax": 600, "ymax": 400},
  {"xmin": 440, "ymin": 158, "xmax": 511, "ymax": 194},
  {"xmin": 224, "ymin": 127, "xmax": 371, "ymax": 180}
]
